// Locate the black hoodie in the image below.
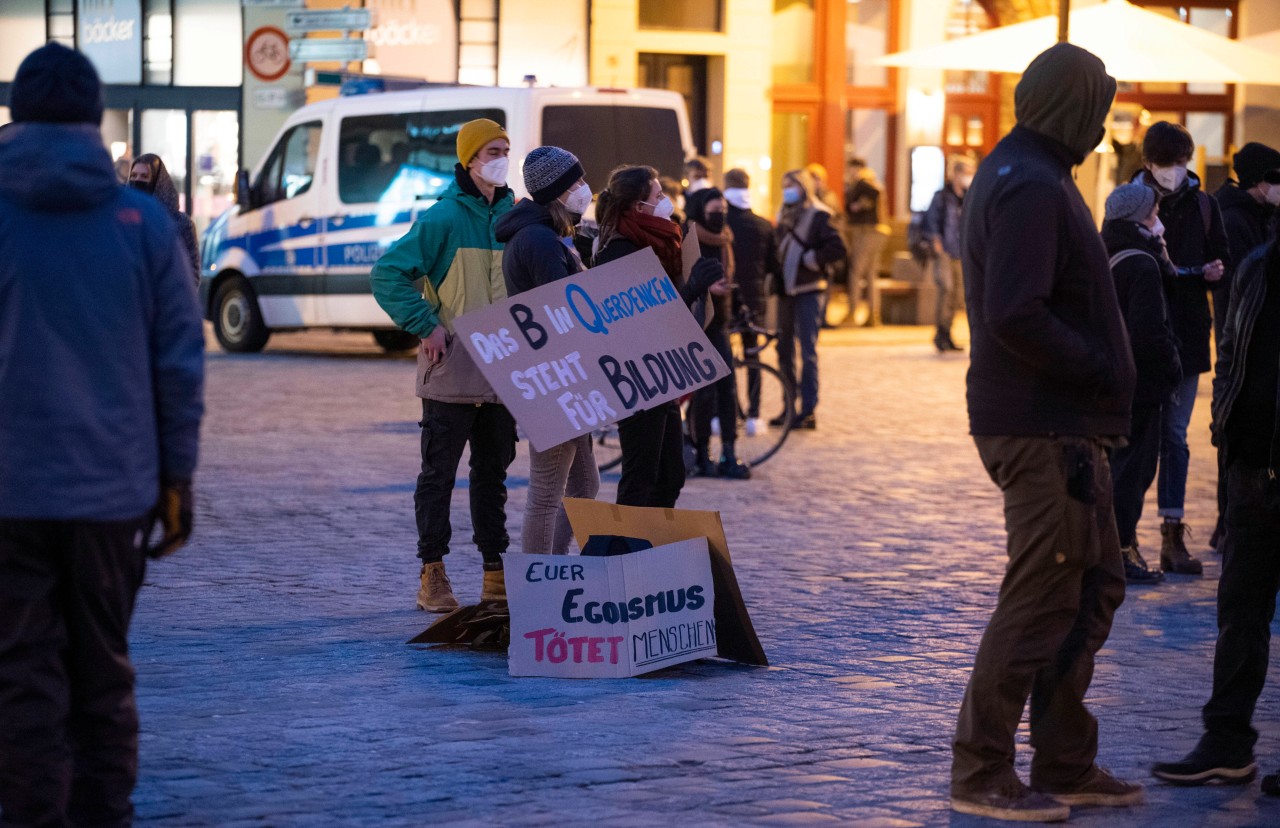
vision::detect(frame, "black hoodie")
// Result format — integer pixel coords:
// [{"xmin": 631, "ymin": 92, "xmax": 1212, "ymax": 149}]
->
[
  {"xmin": 962, "ymin": 43, "xmax": 1135, "ymax": 438},
  {"xmin": 495, "ymin": 198, "xmax": 582, "ymax": 297}
]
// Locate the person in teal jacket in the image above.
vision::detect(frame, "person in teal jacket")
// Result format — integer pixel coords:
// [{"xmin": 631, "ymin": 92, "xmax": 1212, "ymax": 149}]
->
[{"xmin": 369, "ymin": 118, "xmax": 516, "ymax": 613}]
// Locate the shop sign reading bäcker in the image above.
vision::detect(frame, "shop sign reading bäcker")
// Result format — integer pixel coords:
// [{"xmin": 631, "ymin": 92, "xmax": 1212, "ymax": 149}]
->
[{"xmin": 451, "ymin": 248, "xmax": 730, "ymax": 451}]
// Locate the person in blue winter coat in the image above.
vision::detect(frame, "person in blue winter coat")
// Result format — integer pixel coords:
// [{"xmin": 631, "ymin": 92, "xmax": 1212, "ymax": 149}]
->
[
  {"xmin": 495, "ymin": 145, "xmax": 600, "ymax": 555},
  {"xmin": 0, "ymin": 43, "xmax": 205, "ymax": 827}
]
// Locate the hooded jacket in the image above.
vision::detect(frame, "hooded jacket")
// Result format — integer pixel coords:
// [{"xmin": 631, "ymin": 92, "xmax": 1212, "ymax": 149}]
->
[
  {"xmin": 0, "ymin": 123, "xmax": 205, "ymax": 520},
  {"xmin": 1214, "ymin": 180, "xmax": 1273, "ymax": 287},
  {"xmin": 370, "ymin": 165, "xmax": 514, "ymax": 402},
  {"xmin": 1101, "ymin": 220, "xmax": 1182, "ymax": 408},
  {"xmin": 963, "ymin": 43, "xmax": 1135, "ymax": 437},
  {"xmin": 1132, "ymin": 168, "xmax": 1231, "ymax": 376},
  {"xmin": 726, "ymin": 203, "xmax": 780, "ymax": 312},
  {"xmin": 132, "ymin": 153, "xmax": 200, "ymax": 282},
  {"xmin": 496, "ymin": 198, "xmax": 583, "ymax": 297}
]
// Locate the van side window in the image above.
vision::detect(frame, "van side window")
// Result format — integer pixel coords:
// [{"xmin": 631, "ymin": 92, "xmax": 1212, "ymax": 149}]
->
[
  {"xmin": 255, "ymin": 121, "xmax": 323, "ymax": 207},
  {"xmin": 541, "ymin": 105, "xmax": 684, "ymax": 194},
  {"xmin": 337, "ymin": 108, "xmax": 506, "ymax": 205}
]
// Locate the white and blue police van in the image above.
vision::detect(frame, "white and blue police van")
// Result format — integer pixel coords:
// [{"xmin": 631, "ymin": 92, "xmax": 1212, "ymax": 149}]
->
[{"xmin": 199, "ymin": 82, "xmax": 695, "ymax": 352}]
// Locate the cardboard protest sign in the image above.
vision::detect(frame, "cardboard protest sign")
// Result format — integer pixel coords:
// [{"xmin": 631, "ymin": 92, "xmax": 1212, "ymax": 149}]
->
[
  {"xmin": 563, "ymin": 499, "xmax": 768, "ymax": 667},
  {"xmin": 450, "ymin": 248, "xmax": 730, "ymax": 451},
  {"xmin": 506, "ymin": 538, "xmax": 718, "ymax": 678}
]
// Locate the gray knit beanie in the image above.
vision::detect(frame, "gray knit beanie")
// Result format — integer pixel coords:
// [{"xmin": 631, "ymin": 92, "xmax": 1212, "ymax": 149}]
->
[
  {"xmin": 1105, "ymin": 183, "xmax": 1157, "ymax": 223},
  {"xmin": 523, "ymin": 145, "xmax": 585, "ymax": 205}
]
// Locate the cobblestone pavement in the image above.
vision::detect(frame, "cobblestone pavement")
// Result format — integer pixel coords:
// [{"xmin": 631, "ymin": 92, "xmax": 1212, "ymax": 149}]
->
[{"xmin": 128, "ymin": 325, "xmax": 1280, "ymax": 827}]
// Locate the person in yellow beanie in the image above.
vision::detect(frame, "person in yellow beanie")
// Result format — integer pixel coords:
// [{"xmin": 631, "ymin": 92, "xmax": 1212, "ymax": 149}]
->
[{"xmin": 370, "ymin": 118, "xmax": 517, "ymax": 612}]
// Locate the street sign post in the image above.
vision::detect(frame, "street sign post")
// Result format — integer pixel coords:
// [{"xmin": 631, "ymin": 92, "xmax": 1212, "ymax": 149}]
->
[
  {"xmin": 288, "ymin": 38, "xmax": 369, "ymax": 63},
  {"xmin": 284, "ymin": 9, "xmax": 373, "ymax": 34}
]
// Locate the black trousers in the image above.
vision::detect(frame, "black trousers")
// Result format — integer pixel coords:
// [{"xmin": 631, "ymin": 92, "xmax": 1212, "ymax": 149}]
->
[
  {"xmin": 616, "ymin": 402, "xmax": 685, "ymax": 509},
  {"xmin": 0, "ymin": 515, "xmax": 149, "ymax": 828},
  {"xmin": 415, "ymin": 399, "xmax": 517, "ymax": 571},
  {"xmin": 1110, "ymin": 403, "xmax": 1163, "ymax": 548},
  {"xmin": 691, "ymin": 319, "xmax": 738, "ymax": 456},
  {"xmin": 1199, "ymin": 462, "xmax": 1280, "ymax": 757}
]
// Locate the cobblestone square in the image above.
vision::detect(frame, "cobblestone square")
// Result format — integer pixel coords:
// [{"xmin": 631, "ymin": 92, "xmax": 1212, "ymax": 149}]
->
[{"xmin": 129, "ymin": 326, "xmax": 1280, "ymax": 826}]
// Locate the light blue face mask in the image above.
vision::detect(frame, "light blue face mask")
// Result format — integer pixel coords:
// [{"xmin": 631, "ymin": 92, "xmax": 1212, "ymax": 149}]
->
[{"xmin": 782, "ymin": 186, "xmax": 803, "ymax": 205}]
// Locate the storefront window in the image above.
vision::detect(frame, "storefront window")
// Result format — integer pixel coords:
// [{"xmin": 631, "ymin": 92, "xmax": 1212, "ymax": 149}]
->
[
  {"xmin": 0, "ymin": 0, "xmax": 46, "ymax": 82},
  {"xmin": 101, "ymin": 109, "xmax": 134, "ymax": 182},
  {"xmin": 846, "ymin": 109, "xmax": 887, "ymax": 185},
  {"xmin": 192, "ymin": 110, "xmax": 238, "ymax": 235},
  {"xmin": 772, "ymin": 0, "xmax": 815, "ymax": 86},
  {"xmin": 174, "ymin": 0, "xmax": 241, "ymax": 86},
  {"xmin": 770, "ymin": 110, "xmax": 810, "ymax": 213},
  {"xmin": 141, "ymin": 109, "xmax": 188, "ymax": 210},
  {"xmin": 1187, "ymin": 7, "xmax": 1230, "ymax": 95},
  {"xmin": 144, "ymin": 0, "xmax": 173, "ymax": 85},
  {"xmin": 943, "ymin": 0, "xmax": 993, "ymax": 95},
  {"xmin": 846, "ymin": 0, "xmax": 888, "ymax": 87},
  {"xmin": 639, "ymin": 0, "xmax": 722, "ymax": 32}
]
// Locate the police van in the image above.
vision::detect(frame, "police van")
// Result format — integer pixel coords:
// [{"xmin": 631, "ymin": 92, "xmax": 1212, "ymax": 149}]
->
[{"xmin": 199, "ymin": 83, "xmax": 695, "ymax": 352}]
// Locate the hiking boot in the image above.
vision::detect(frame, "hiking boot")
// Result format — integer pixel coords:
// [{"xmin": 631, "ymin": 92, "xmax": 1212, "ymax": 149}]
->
[
  {"xmin": 1160, "ymin": 520, "xmax": 1203, "ymax": 575},
  {"xmin": 1033, "ymin": 766, "xmax": 1144, "ymax": 807},
  {"xmin": 480, "ymin": 568, "xmax": 506, "ymax": 603},
  {"xmin": 1261, "ymin": 771, "xmax": 1280, "ymax": 796},
  {"xmin": 1122, "ymin": 545, "xmax": 1164, "ymax": 585},
  {"xmin": 1152, "ymin": 747, "xmax": 1256, "ymax": 786},
  {"xmin": 767, "ymin": 412, "xmax": 792, "ymax": 427},
  {"xmin": 951, "ymin": 780, "xmax": 1069, "ymax": 822},
  {"xmin": 792, "ymin": 413, "xmax": 817, "ymax": 430},
  {"xmin": 718, "ymin": 457, "xmax": 751, "ymax": 480},
  {"xmin": 417, "ymin": 561, "xmax": 458, "ymax": 613}
]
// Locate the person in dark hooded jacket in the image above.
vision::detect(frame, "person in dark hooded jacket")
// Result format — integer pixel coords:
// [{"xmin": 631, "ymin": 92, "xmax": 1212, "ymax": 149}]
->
[
  {"xmin": 129, "ymin": 153, "xmax": 200, "ymax": 282},
  {"xmin": 0, "ymin": 43, "xmax": 204, "ymax": 828},
  {"xmin": 951, "ymin": 43, "xmax": 1143, "ymax": 823},
  {"xmin": 494, "ymin": 146, "xmax": 599, "ymax": 555},
  {"xmin": 1101, "ymin": 183, "xmax": 1182, "ymax": 586}
]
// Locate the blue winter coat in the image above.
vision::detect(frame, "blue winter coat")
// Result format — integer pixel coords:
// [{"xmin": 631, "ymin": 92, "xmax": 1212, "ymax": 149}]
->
[{"xmin": 0, "ymin": 123, "xmax": 205, "ymax": 520}]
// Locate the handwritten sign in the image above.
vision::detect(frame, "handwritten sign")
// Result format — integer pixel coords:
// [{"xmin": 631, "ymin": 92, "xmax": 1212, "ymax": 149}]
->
[
  {"xmin": 506, "ymin": 538, "xmax": 717, "ymax": 678},
  {"xmin": 451, "ymin": 247, "xmax": 730, "ymax": 451}
]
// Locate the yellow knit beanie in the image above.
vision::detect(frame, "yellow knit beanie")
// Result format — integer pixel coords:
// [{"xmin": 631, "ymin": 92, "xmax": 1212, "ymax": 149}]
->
[{"xmin": 456, "ymin": 118, "xmax": 509, "ymax": 166}]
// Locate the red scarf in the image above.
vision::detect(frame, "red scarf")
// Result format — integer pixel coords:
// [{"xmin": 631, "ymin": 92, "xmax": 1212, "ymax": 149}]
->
[{"xmin": 616, "ymin": 210, "xmax": 684, "ymax": 284}]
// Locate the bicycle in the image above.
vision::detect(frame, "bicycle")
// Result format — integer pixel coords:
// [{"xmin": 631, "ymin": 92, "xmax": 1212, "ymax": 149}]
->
[{"xmin": 593, "ymin": 306, "xmax": 795, "ymax": 472}]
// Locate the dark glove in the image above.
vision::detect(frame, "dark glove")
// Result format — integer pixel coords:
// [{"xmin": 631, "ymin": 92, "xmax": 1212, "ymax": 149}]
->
[
  {"xmin": 681, "ymin": 257, "xmax": 724, "ymax": 305},
  {"xmin": 148, "ymin": 481, "xmax": 193, "ymax": 559}
]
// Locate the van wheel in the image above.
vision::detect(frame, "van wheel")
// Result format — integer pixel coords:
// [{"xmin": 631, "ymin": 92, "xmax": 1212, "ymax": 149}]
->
[
  {"xmin": 213, "ymin": 277, "xmax": 270, "ymax": 353},
  {"xmin": 373, "ymin": 330, "xmax": 419, "ymax": 353}
]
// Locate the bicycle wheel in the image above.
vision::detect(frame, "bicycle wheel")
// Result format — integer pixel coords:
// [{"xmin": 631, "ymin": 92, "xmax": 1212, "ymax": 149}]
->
[
  {"xmin": 730, "ymin": 358, "xmax": 793, "ymax": 467},
  {"xmin": 593, "ymin": 424, "xmax": 624, "ymax": 472}
]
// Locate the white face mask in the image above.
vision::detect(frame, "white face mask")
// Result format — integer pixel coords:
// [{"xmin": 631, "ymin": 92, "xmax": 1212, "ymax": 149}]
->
[
  {"xmin": 563, "ymin": 182, "xmax": 592, "ymax": 214},
  {"xmin": 475, "ymin": 156, "xmax": 508, "ymax": 186},
  {"xmin": 1266, "ymin": 184, "xmax": 1280, "ymax": 207},
  {"xmin": 723, "ymin": 187, "xmax": 751, "ymax": 211},
  {"xmin": 782, "ymin": 186, "xmax": 803, "ymax": 205},
  {"xmin": 646, "ymin": 195, "xmax": 674, "ymax": 220},
  {"xmin": 1151, "ymin": 165, "xmax": 1188, "ymax": 192}
]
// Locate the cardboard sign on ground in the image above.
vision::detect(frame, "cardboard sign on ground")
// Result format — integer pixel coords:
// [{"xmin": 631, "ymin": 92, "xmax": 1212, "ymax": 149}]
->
[
  {"xmin": 506, "ymin": 538, "xmax": 717, "ymax": 678},
  {"xmin": 562, "ymin": 499, "xmax": 768, "ymax": 667},
  {"xmin": 450, "ymin": 247, "xmax": 729, "ymax": 451}
]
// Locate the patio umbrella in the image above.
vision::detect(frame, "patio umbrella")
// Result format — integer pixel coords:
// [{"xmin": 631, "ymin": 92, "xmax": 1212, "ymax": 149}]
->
[
  {"xmin": 876, "ymin": 0, "xmax": 1280, "ymax": 85},
  {"xmin": 1241, "ymin": 29, "xmax": 1280, "ymax": 55}
]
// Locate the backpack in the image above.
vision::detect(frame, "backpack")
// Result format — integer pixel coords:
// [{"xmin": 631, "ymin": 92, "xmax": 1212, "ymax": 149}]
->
[{"xmin": 907, "ymin": 211, "xmax": 933, "ymax": 265}]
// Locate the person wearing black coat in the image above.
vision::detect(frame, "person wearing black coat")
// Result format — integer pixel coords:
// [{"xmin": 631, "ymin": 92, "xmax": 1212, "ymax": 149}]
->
[
  {"xmin": 773, "ymin": 168, "xmax": 845, "ymax": 429},
  {"xmin": 129, "ymin": 153, "xmax": 200, "ymax": 283},
  {"xmin": 1132, "ymin": 121, "xmax": 1230, "ymax": 573},
  {"xmin": 724, "ymin": 167, "xmax": 780, "ymax": 431},
  {"xmin": 494, "ymin": 145, "xmax": 599, "ymax": 555},
  {"xmin": 1101, "ymin": 184, "xmax": 1183, "ymax": 585}
]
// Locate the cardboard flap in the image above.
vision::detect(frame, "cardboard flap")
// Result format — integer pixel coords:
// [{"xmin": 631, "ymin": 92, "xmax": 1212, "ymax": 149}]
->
[{"xmin": 563, "ymin": 499, "xmax": 768, "ymax": 666}]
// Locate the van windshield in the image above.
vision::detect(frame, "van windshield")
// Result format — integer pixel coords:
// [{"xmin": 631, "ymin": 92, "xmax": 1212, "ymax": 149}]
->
[
  {"xmin": 540, "ymin": 105, "xmax": 684, "ymax": 194},
  {"xmin": 337, "ymin": 108, "xmax": 506, "ymax": 205}
]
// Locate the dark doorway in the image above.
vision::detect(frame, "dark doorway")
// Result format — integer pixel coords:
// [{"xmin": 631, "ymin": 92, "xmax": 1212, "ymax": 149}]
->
[{"xmin": 637, "ymin": 53, "xmax": 707, "ymax": 156}]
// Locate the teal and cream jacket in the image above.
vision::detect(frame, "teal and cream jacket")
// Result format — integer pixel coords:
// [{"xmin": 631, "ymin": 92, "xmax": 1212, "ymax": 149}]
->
[{"xmin": 370, "ymin": 175, "xmax": 514, "ymax": 402}]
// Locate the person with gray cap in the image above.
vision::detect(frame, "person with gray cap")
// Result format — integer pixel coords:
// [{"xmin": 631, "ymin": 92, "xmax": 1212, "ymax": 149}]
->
[
  {"xmin": 1101, "ymin": 183, "xmax": 1182, "ymax": 586},
  {"xmin": 0, "ymin": 42, "xmax": 205, "ymax": 826},
  {"xmin": 951, "ymin": 43, "xmax": 1141, "ymax": 821},
  {"xmin": 494, "ymin": 146, "xmax": 599, "ymax": 554}
]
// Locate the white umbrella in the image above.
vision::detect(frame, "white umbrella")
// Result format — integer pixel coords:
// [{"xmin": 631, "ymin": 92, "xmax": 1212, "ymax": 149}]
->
[
  {"xmin": 876, "ymin": 0, "xmax": 1280, "ymax": 85},
  {"xmin": 1241, "ymin": 29, "xmax": 1280, "ymax": 55}
]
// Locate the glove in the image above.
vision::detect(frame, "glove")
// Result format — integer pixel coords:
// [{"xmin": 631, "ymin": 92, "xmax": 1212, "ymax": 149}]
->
[
  {"xmin": 148, "ymin": 481, "xmax": 193, "ymax": 559},
  {"xmin": 682, "ymin": 257, "xmax": 724, "ymax": 305}
]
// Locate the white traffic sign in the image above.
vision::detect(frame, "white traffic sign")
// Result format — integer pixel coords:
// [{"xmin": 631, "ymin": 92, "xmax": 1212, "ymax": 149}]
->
[
  {"xmin": 288, "ymin": 38, "xmax": 369, "ymax": 63},
  {"xmin": 284, "ymin": 9, "xmax": 373, "ymax": 33}
]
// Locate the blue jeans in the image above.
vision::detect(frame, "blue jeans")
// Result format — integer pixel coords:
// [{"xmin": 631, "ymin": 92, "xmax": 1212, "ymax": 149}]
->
[
  {"xmin": 777, "ymin": 290, "xmax": 821, "ymax": 416},
  {"xmin": 1157, "ymin": 373, "xmax": 1200, "ymax": 519}
]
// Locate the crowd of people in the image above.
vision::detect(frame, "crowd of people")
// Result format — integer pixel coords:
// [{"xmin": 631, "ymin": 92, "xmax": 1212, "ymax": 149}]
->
[{"xmin": 6, "ymin": 36, "xmax": 1280, "ymax": 827}]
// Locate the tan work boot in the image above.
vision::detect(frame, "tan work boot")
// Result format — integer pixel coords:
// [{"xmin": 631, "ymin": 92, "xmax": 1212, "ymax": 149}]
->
[
  {"xmin": 1160, "ymin": 520, "xmax": 1203, "ymax": 575},
  {"xmin": 480, "ymin": 568, "xmax": 507, "ymax": 603},
  {"xmin": 417, "ymin": 561, "xmax": 459, "ymax": 612}
]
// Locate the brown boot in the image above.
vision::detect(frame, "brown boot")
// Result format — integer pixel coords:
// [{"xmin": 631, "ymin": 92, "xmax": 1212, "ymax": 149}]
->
[
  {"xmin": 417, "ymin": 561, "xmax": 459, "ymax": 612},
  {"xmin": 480, "ymin": 568, "xmax": 507, "ymax": 603},
  {"xmin": 1160, "ymin": 520, "xmax": 1204, "ymax": 575}
]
